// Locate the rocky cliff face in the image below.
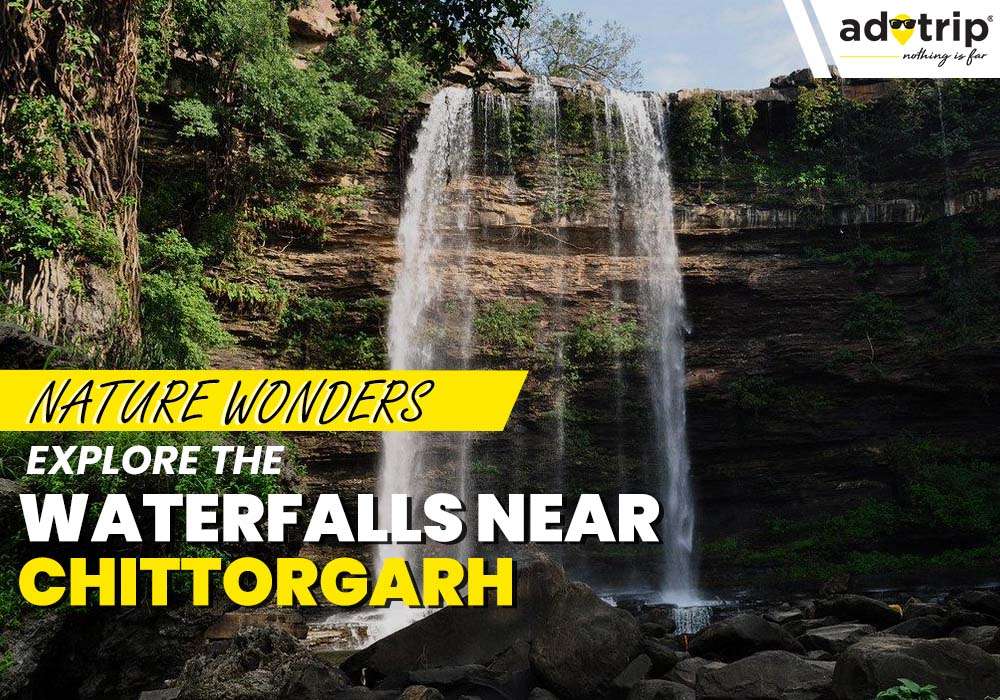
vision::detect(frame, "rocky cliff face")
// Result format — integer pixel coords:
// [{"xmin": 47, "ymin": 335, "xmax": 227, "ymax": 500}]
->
[{"xmin": 208, "ymin": 74, "xmax": 1000, "ymax": 593}]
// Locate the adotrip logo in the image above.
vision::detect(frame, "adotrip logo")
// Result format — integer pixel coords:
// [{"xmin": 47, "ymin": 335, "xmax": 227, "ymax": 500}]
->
[
  {"xmin": 840, "ymin": 11, "xmax": 991, "ymax": 48},
  {"xmin": 783, "ymin": 0, "xmax": 1000, "ymax": 78}
]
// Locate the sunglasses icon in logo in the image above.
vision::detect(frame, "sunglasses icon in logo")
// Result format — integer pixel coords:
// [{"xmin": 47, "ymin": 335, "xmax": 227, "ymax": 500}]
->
[{"xmin": 890, "ymin": 13, "xmax": 916, "ymax": 44}]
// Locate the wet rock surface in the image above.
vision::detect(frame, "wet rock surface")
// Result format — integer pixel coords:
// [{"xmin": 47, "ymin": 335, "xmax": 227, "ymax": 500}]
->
[
  {"xmin": 175, "ymin": 627, "xmax": 349, "ymax": 700},
  {"xmin": 832, "ymin": 635, "xmax": 1000, "ymax": 700},
  {"xmin": 696, "ymin": 650, "xmax": 835, "ymax": 700},
  {"xmin": 688, "ymin": 614, "xmax": 805, "ymax": 662}
]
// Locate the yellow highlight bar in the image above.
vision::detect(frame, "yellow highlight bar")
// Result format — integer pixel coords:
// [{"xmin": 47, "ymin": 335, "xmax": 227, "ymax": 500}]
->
[{"xmin": 0, "ymin": 370, "xmax": 526, "ymax": 432}]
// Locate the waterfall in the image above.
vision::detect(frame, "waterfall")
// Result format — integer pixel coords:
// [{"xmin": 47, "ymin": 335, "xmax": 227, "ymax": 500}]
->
[
  {"xmin": 605, "ymin": 90, "xmax": 696, "ymax": 600},
  {"xmin": 530, "ymin": 77, "xmax": 569, "ymax": 494},
  {"xmin": 379, "ymin": 86, "xmax": 475, "ymax": 585},
  {"xmin": 603, "ymin": 95, "xmax": 628, "ymax": 484},
  {"xmin": 481, "ymin": 92, "xmax": 514, "ymax": 175},
  {"xmin": 934, "ymin": 80, "xmax": 957, "ymax": 216}
]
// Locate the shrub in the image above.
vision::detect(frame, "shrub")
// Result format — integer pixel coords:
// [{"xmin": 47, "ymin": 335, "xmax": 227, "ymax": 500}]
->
[
  {"xmin": 0, "ymin": 96, "xmax": 120, "ymax": 272},
  {"xmin": 139, "ymin": 229, "xmax": 230, "ymax": 368},
  {"xmin": 565, "ymin": 311, "xmax": 643, "ymax": 367},
  {"xmin": 876, "ymin": 679, "xmax": 938, "ymax": 700},
  {"xmin": 670, "ymin": 93, "xmax": 719, "ymax": 179},
  {"xmin": 278, "ymin": 295, "xmax": 386, "ymax": 369},
  {"xmin": 474, "ymin": 300, "xmax": 541, "ymax": 354},
  {"xmin": 843, "ymin": 292, "xmax": 905, "ymax": 342}
]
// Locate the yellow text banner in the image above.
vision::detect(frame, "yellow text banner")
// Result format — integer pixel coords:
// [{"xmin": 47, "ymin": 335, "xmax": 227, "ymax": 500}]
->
[{"xmin": 0, "ymin": 370, "xmax": 527, "ymax": 432}]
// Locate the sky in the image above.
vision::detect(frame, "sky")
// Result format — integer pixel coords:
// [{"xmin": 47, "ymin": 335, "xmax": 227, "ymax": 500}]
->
[{"xmin": 545, "ymin": 0, "xmax": 809, "ymax": 91}]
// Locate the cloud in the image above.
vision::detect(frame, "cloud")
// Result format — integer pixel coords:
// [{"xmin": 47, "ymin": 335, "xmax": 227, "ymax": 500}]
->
[{"xmin": 646, "ymin": 53, "xmax": 700, "ymax": 92}]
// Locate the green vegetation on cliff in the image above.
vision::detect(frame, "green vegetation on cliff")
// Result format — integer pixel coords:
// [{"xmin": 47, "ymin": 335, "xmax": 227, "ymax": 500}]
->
[
  {"xmin": 704, "ymin": 439, "xmax": 1000, "ymax": 583},
  {"xmin": 669, "ymin": 79, "xmax": 1000, "ymax": 206}
]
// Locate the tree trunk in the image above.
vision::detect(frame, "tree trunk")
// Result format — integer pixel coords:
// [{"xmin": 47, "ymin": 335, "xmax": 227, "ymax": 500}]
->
[{"xmin": 1, "ymin": 0, "xmax": 141, "ymax": 360}]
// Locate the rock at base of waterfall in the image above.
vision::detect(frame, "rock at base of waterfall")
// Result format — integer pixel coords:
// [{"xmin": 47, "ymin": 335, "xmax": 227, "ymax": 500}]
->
[
  {"xmin": 953, "ymin": 625, "xmax": 1000, "ymax": 652},
  {"xmin": 341, "ymin": 556, "xmax": 640, "ymax": 698},
  {"xmin": 797, "ymin": 623, "xmax": 876, "ymax": 654},
  {"xmin": 688, "ymin": 613, "xmax": 805, "ymax": 662},
  {"xmin": 612, "ymin": 654, "xmax": 653, "ymax": 691},
  {"xmin": 175, "ymin": 627, "xmax": 348, "ymax": 700},
  {"xmin": 639, "ymin": 606, "xmax": 679, "ymax": 634},
  {"xmin": 628, "ymin": 679, "xmax": 697, "ymax": 700},
  {"xmin": 668, "ymin": 657, "xmax": 726, "ymax": 687},
  {"xmin": 398, "ymin": 686, "xmax": 444, "ymax": 700},
  {"xmin": 696, "ymin": 650, "xmax": 835, "ymax": 700},
  {"xmin": 815, "ymin": 595, "xmax": 903, "ymax": 629},
  {"xmin": 642, "ymin": 638, "xmax": 687, "ymax": 676},
  {"xmin": 956, "ymin": 590, "xmax": 1000, "ymax": 618},
  {"xmin": 884, "ymin": 615, "xmax": 951, "ymax": 639},
  {"xmin": 528, "ymin": 579, "xmax": 643, "ymax": 697},
  {"xmin": 204, "ymin": 609, "xmax": 308, "ymax": 640},
  {"xmin": 832, "ymin": 636, "xmax": 1000, "ymax": 700},
  {"xmin": 903, "ymin": 598, "xmax": 947, "ymax": 620},
  {"xmin": 764, "ymin": 605, "xmax": 805, "ymax": 625}
]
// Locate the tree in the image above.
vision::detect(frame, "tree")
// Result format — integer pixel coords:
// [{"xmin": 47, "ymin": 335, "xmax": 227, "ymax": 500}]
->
[
  {"xmin": 498, "ymin": 1, "xmax": 641, "ymax": 87},
  {"xmin": 138, "ymin": 0, "xmax": 430, "ymax": 261},
  {"xmin": 343, "ymin": 0, "xmax": 532, "ymax": 77},
  {"xmin": 1, "ymin": 0, "xmax": 142, "ymax": 356}
]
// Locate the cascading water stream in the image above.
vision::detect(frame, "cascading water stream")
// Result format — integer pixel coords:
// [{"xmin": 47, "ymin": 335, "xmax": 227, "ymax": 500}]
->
[
  {"xmin": 602, "ymin": 96, "xmax": 628, "ymax": 484},
  {"xmin": 530, "ymin": 77, "xmax": 569, "ymax": 494},
  {"xmin": 935, "ymin": 80, "xmax": 957, "ymax": 216},
  {"xmin": 605, "ymin": 90, "xmax": 697, "ymax": 602},
  {"xmin": 377, "ymin": 86, "xmax": 475, "ymax": 632}
]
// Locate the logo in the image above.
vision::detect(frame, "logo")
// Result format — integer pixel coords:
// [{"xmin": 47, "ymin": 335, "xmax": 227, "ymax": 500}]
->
[
  {"xmin": 890, "ymin": 14, "xmax": 915, "ymax": 45},
  {"xmin": 782, "ymin": 0, "xmax": 1000, "ymax": 78},
  {"xmin": 839, "ymin": 11, "xmax": 989, "ymax": 48}
]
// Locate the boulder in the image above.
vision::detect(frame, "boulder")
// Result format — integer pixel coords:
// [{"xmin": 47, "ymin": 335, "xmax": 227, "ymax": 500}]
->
[
  {"xmin": 815, "ymin": 595, "xmax": 902, "ymax": 629},
  {"xmin": 406, "ymin": 665, "xmax": 488, "ymax": 687},
  {"xmin": 956, "ymin": 590, "xmax": 1000, "ymax": 618},
  {"xmin": 884, "ymin": 615, "xmax": 950, "ymax": 639},
  {"xmin": 696, "ymin": 650, "xmax": 835, "ymax": 700},
  {"xmin": 903, "ymin": 598, "xmax": 946, "ymax": 620},
  {"xmin": 332, "ymin": 689, "xmax": 398, "ymax": 700},
  {"xmin": 642, "ymin": 622, "xmax": 670, "ymax": 639},
  {"xmin": 668, "ymin": 658, "xmax": 725, "ymax": 687},
  {"xmin": 288, "ymin": 0, "xmax": 342, "ymax": 41},
  {"xmin": 943, "ymin": 609, "xmax": 997, "ymax": 629},
  {"xmin": 798, "ymin": 623, "xmax": 875, "ymax": 654},
  {"xmin": 138, "ymin": 691, "xmax": 180, "ymax": 700},
  {"xmin": 641, "ymin": 638, "xmax": 686, "ymax": 676},
  {"xmin": 612, "ymin": 654, "xmax": 653, "ymax": 692},
  {"xmin": 175, "ymin": 627, "xmax": 348, "ymax": 700},
  {"xmin": 398, "ymin": 664, "xmax": 521, "ymax": 698},
  {"xmin": 342, "ymin": 557, "xmax": 640, "ymax": 698},
  {"xmin": 765, "ymin": 606, "xmax": 804, "ymax": 625},
  {"xmin": 688, "ymin": 614, "xmax": 805, "ymax": 662},
  {"xmin": 782, "ymin": 616, "xmax": 840, "ymax": 638},
  {"xmin": 527, "ymin": 688, "xmax": 558, "ymax": 700},
  {"xmin": 832, "ymin": 635, "xmax": 1000, "ymax": 700},
  {"xmin": 953, "ymin": 625, "xmax": 1000, "ymax": 652},
  {"xmin": 639, "ymin": 607, "xmax": 679, "ymax": 635},
  {"xmin": 628, "ymin": 679, "xmax": 696, "ymax": 700},
  {"xmin": 530, "ymin": 576, "xmax": 643, "ymax": 697},
  {"xmin": 0, "ymin": 324, "xmax": 62, "ymax": 369},
  {"xmin": 398, "ymin": 687, "xmax": 443, "ymax": 700},
  {"xmin": 204, "ymin": 610, "xmax": 308, "ymax": 640}
]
